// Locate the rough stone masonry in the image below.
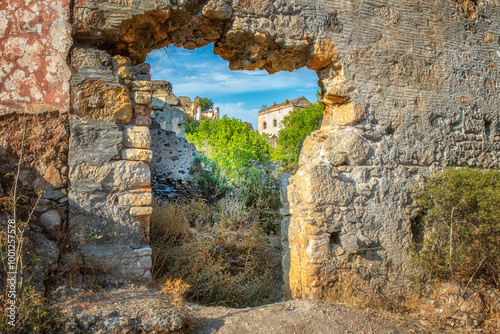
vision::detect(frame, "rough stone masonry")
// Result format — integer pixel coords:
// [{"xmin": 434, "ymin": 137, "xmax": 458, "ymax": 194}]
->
[{"xmin": 1, "ymin": 0, "xmax": 499, "ymax": 299}]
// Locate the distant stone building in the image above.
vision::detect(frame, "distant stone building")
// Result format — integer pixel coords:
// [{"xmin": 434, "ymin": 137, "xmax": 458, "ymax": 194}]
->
[
  {"xmin": 179, "ymin": 96, "xmax": 220, "ymax": 121},
  {"xmin": 151, "ymin": 81, "xmax": 185, "ymax": 136},
  {"xmin": 257, "ymin": 97, "xmax": 311, "ymax": 144},
  {"xmin": 149, "ymin": 81, "xmax": 202, "ymax": 184}
]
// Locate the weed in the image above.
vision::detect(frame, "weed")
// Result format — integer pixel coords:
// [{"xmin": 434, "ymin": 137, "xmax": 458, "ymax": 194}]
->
[
  {"xmin": 0, "ymin": 126, "xmax": 58, "ymax": 332},
  {"xmin": 161, "ymin": 278, "xmax": 190, "ymax": 308}
]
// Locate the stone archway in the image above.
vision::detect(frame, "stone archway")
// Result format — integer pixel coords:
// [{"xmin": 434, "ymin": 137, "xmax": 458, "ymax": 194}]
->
[{"xmin": 68, "ymin": 0, "xmax": 500, "ymax": 301}]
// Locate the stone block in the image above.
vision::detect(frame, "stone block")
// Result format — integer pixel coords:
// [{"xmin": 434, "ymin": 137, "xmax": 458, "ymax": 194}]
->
[
  {"xmin": 294, "ymin": 163, "xmax": 355, "ymax": 206},
  {"xmin": 132, "ymin": 63, "xmax": 151, "ymax": 74},
  {"xmin": 58, "ymin": 252, "xmax": 83, "ymax": 273},
  {"xmin": 130, "ymin": 207, "xmax": 153, "ymax": 217},
  {"xmin": 41, "ymin": 210, "xmax": 62, "ymax": 238},
  {"xmin": 123, "ymin": 126, "xmax": 151, "ymax": 149},
  {"xmin": 129, "ymin": 80, "xmax": 153, "ymax": 92},
  {"xmin": 122, "ymin": 148, "xmax": 153, "ymax": 162},
  {"xmin": 113, "ymin": 55, "xmax": 131, "ymax": 68},
  {"xmin": 138, "ymin": 215, "xmax": 150, "ymax": 242},
  {"xmin": 202, "ymin": 0, "xmax": 233, "ymax": 20},
  {"xmin": 323, "ymin": 129, "xmax": 371, "ymax": 166},
  {"xmin": 118, "ymin": 192, "xmax": 153, "ymax": 207},
  {"xmin": 72, "ymin": 81, "xmax": 133, "ymax": 124},
  {"xmin": 69, "ymin": 117, "xmax": 122, "ymax": 167},
  {"xmin": 28, "ymin": 232, "xmax": 60, "ymax": 293},
  {"xmin": 326, "ymin": 103, "xmax": 365, "ymax": 126},
  {"xmin": 132, "ymin": 91, "xmax": 152, "ymax": 105},
  {"xmin": 117, "ymin": 66, "xmax": 136, "ymax": 80}
]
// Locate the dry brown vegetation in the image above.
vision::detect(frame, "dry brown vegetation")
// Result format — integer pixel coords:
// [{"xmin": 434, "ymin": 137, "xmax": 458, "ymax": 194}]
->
[{"xmin": 150, "ymin": 198, "xmax": 281, "ymax": 308}]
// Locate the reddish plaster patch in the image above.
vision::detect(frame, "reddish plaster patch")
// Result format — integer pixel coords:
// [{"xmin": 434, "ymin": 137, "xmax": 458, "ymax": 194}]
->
[{"xmin": 0, "ymin": 0, "xmax": 72, "ymax": 115}]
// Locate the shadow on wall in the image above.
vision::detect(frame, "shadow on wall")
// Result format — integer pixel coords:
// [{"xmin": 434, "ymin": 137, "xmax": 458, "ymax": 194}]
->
[{"xmin": 0, "ymin": 111, "xmax": 69, "ymax": 294}]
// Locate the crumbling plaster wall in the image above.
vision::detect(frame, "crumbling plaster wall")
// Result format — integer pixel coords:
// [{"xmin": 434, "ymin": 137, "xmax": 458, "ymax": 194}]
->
[
  {"xmin": 0, "ymin": 0, "xmax": 72, "ymax": 290},
  {"xmin": 3, "ymin": 0, "xmax": 499, "ymax": 294}
]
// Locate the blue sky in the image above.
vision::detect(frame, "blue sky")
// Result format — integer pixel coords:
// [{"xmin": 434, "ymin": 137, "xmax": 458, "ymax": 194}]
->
[{"xmin": 147, "ymin": 44, "xmax": 319, "ymax": 129}]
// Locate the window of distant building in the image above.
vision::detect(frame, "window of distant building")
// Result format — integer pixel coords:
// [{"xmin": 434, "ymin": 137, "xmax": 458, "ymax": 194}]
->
[
  {"xmin": 273, "ymin": 119, "xmax": 277, "ymax": 127},
  {"xmin": 263, "ymin": 121, "xmax": 267, "ymax": 129}
]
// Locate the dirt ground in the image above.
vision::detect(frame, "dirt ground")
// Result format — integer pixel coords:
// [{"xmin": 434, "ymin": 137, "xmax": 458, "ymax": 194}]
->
[
  {"xmin": 188, "ymin": 299, "xmax": 433, "ymax": 334},
  {"xmin": 51, "ymin": 284, "xmax": 498, "ymax": 333}
]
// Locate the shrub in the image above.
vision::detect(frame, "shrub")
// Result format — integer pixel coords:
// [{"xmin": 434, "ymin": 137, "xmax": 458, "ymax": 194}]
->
[
  {"xmin": 189, "ymin": 156, "xmax": 232, "ymax": 202},
  {"xmin": 0, "ymin": 287, "xmax": 56, "ymax": 333},
  {"xmin": 185, "ymin": 120, "xmax": 199, "ymax": 135},
  {"xmin": 235, "ymin": 165, "xmax": 281, "ymax": 233},
  {"xmin": 150, "ymin": 200, "xmax": 276, "ymax": 308},
  {"xmin": 413, "ymin": 167, "xmax": 500, "ymax": 287}
]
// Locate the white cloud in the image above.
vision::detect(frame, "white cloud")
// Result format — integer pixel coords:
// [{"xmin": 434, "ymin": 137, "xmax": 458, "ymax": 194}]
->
[{"xmin": 216, "ymin": 102, "xmax": 260, "ymax": 129}]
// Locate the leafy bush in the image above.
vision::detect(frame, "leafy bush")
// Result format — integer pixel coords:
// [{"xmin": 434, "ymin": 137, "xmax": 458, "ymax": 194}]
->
[
  {"xmin": 150, "ymin": 200, "xmax": 276, "ymax": 308},
  {"xmin": 186, "ymin": 116, "xmax": 272, "ymax": 179},
  {"xmin": 272, "ymin": 102, "xmax": 323, "ymax": 170},
  {"xmin": 413, "ymin": 167, "xmax": 500, "ymax": 287}
]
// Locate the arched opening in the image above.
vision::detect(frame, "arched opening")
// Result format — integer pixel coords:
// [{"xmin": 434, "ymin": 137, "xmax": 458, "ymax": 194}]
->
[
  {"xmin": 69, "ymin": 1, "xmax": 352, "ymax": 304},
  {"xmin": 143, "ymin": 43, "xmax": 320, "ymax": 306}
]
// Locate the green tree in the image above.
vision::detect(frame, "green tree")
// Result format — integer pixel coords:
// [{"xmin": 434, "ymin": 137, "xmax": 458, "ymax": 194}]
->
[
  {"xmin": 186, "ymin": 116, "xmax": 272, "ymax": 179},
  {"xmin": 272, "ymin": 102, "xmax": 323, "ymax": 170},
  {"xmin": 197, "ymin": 97, "xmax": 214, "ymax": 110}
]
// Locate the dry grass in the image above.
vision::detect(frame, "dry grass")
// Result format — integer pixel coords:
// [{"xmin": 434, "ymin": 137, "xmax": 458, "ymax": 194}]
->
[
  {"xmin": 318, "ymin": 265, "xmax": 424, "ymax": 315},
  {"xmin": 151, "ymin": 198, "xmax": 278, "ymax": 308}
]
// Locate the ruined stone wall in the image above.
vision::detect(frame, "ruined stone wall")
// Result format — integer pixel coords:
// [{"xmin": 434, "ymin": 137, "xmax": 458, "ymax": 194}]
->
[
  {"xmin": 69, "ymin": 47, "xmax": 154, "ymax": 278},
  {"xmin": 151, "ymin": 80, "xmax": 185, "ymax": 136},
  {"xmin": 0, "ymin": 0, "xmax": 72, "ymax": 290},
  {"xmin": 281, "ymin": 0, "xmax": 500, "ymax": 300},
  {"xmin": 3, "ymin": 0, "xmax": 499, "ymax": 296},
  {"xmin": 149, "ymin": 81, "xmax": 201, "ymax": 185}
]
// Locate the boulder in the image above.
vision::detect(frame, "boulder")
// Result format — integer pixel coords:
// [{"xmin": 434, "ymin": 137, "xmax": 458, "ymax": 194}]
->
[{"xmin": 40, "ymin": 210, "xmax": 62, "ymax": 238}]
